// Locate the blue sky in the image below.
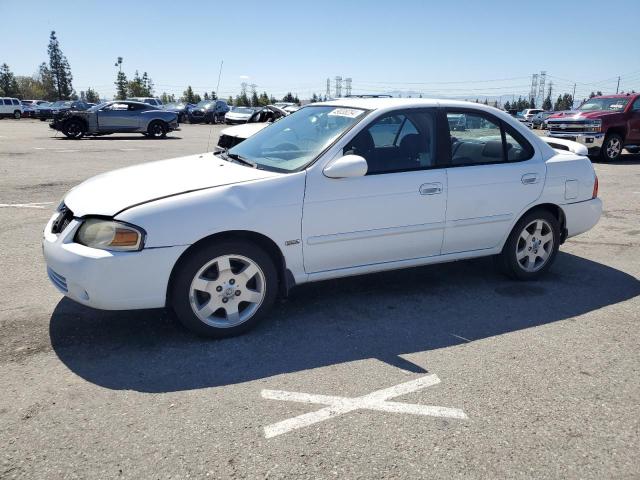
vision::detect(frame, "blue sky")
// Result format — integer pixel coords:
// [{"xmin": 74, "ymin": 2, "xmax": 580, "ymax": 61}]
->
[{"xmin": 1, "ymin": 0, "xmax": 639, "ymax": 101}]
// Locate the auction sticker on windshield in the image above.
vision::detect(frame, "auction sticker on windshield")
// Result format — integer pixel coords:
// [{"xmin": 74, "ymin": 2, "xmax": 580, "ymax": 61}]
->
[{"xmin": 328, "ymin": 108, "xmax": 365, "ymax": 118}]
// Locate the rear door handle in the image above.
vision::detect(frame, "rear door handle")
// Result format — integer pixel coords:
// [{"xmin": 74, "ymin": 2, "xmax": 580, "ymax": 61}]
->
[
  {"xmin": 419, "ymin": 182, "xmax": 443, "ymax": 195},
  {"xmin": 521, "ymin": 173, "xmax": 539, "ymax": 185}
]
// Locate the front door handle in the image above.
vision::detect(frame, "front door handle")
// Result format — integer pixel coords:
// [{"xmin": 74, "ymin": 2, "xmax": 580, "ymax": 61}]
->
[
  {"xmin": 419, "ymin": 182, "xmax": 443, "ymax": 195},
  {"xmin": 521, "ymin": 173, "xmax": 539, "ymax": 185}
]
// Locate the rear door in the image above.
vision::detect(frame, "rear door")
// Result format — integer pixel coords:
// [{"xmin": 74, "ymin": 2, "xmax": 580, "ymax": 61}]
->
[{"xmin": 442, "ymin": 108, "xmax": 545, "ymax": 254}]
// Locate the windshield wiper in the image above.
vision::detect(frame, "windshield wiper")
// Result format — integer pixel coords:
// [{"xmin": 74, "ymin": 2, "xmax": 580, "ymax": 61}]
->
[{"xmin": 227, "ymin": 152, "xmax": 257, "ymax": 168}]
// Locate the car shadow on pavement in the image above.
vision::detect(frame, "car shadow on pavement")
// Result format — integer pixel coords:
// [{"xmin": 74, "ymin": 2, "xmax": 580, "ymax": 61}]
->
[{"xmin": 49, "ymin": 252, "xmax": 640, "ymax": 393}]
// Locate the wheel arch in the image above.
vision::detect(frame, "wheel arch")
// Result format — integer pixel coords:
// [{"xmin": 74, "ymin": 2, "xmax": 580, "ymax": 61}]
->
[
  {"xmin": 64, "ymin": 115, "xmax": 88, "ymax": 129},
  {"xmin": 606, "ymin": 127, "xmax": 626, "ymax": 141},
  {"xmin": 165, "ymin": 230, "xmax": 291, "ymax": 307},
  {"xmin": 501, "ymin": 202, "xmax": 567, "ymax": 251}
]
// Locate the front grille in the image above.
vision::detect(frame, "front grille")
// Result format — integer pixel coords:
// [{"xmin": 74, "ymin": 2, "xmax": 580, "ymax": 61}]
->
[
  {"xmin": 47, "ymin": 267, "xmax": 68, "ymax": 292},
  {"xmin": 51, "ymin": 205, "xmax": 74, "ymax": 234},
  {"xmin": 548, "ymin": 122, "xmax": 587, "ymax": 133}
]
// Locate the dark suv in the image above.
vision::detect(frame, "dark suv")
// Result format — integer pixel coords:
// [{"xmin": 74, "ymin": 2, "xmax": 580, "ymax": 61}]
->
[{"xmin": 188, "ymin": 100, "xmax": 230, "ymax": 124}]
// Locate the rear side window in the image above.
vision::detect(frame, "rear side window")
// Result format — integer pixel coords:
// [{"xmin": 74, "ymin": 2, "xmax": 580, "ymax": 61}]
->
[
  {"xmin": 12, "ymin": 99, "xmax": 20, "ymax": 105},
  {"xmin": 3, "ymin": 99, "xmax": 12, "ymax": 105},
  {"xmin": 446, "ymin": 110, "xmax": 533, "ymax": 166}
]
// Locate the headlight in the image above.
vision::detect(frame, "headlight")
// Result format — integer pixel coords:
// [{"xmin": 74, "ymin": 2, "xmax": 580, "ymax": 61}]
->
[
  {"xmin": 75, "ymin": 219, "xmax": 145, "ymax": 251},
  {"xmin": 583, "ymin": 119, "xmax": 602, "ymax": 133}
]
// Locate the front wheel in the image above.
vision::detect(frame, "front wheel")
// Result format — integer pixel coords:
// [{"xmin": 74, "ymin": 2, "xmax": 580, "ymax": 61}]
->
[
  {"xmin": 497, "ymin": 210, "xmax": 560, "ymax": 280},
  {"xmin": 170, "ymin": 240, "xmax": 278, "ymax": 337},
  {"xmin": 13, "ymin": 110, "xmax": 21, "ymax": 119},
  {"xmin": 62, "ymin": 119, "xmax": 84, "ymax": 139},
  {"xmin": 599, "ymin": 133, "xmax": 623, "ymax": 162}
]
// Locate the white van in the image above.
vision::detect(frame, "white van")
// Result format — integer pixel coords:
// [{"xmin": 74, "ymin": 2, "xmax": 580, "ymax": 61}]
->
[{"xmin": 0, "ymin": 97, "xmax": 23, "ymax": 119}]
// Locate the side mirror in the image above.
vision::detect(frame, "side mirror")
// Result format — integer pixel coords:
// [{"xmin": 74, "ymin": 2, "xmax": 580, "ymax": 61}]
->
[{"xmin": 323, "ymin": 154, "xmax": 368, "ymax": 179}]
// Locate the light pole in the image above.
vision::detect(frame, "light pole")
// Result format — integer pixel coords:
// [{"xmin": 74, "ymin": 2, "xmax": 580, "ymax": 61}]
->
[{"xmin": 114, "ymin": 57, "xmax": 123, "ymax": 72}]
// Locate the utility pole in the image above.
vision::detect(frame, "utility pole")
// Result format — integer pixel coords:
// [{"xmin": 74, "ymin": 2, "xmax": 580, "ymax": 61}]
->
[
  {"xmin": 572, "ymin": 83, "xmax": 576, "ymax": 99},
  {"xmin": 616, "ymin": 76, "xmax": 620, "ymax": 93},
  {"xmin": 114, "ymin": 57, "xmax": 123, "ymax": 72}
]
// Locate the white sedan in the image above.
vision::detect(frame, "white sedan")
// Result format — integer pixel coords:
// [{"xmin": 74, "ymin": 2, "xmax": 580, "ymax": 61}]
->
[{"xmin": 43, "ymin": 98, "xmax": 602, "ymax": 337}]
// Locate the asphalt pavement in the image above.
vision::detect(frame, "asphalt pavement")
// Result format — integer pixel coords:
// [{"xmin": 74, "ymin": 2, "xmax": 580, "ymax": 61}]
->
[{"xmin": 1, "ymin": 119, "xmax": 639, "ymax": 479}]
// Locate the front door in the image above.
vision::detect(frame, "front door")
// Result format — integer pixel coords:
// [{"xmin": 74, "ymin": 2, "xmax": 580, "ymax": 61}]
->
[
  {"xmin": 97, "ymin": 103, "xmax": 140, "ymax": 131},
  {"xmin": 302, "ymin": 109, "xmax": 448, "ymax": 273},
  {"xmin": 628, "ymin": 97, "xmax": 640, "ymax": 143},
  {"xmin": 442, "ymin": 109, "xmax": 545, "ymax": 254}
]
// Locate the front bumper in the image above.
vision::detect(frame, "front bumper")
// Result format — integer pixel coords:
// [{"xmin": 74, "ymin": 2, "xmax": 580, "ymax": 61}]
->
[
  {"xmin": 43, "ymin": 213, "xmax": 188, "ymax": 310},
  {"xmin": 548, "ymin": 131, "xmax": 605, "ymax": 152}
]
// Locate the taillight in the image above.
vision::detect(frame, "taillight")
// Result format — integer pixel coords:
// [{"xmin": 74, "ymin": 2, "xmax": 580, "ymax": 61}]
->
[{"xmin": 592, "ymin": 175, "xmax": 599, "ymax": 199}]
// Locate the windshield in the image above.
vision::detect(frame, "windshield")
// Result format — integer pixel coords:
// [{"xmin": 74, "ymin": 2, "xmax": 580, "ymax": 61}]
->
[
  {"xmin": 227, "ymin": 105, "xmax": 368, "ymax": 172},
  {"xmin": 578, "ymin": 97, "xmax": 630, "ymax": 111},
  {"xmin": 232, "ymin": 107, "xmax": 255, "ymax": 114},
  {"xmin": 195, "ymin": 101, "xmax": 214, "ymax": 108}
]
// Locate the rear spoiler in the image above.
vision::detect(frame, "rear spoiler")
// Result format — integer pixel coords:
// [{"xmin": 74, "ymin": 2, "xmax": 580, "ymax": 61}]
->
[{"xmin": 539, "ymin": 136, "xmax": 588, "ymax": 156}]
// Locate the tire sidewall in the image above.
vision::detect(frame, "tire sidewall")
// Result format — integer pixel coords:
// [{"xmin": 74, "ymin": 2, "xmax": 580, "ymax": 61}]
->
[
  {"xmin": 170, "ymin": 240, "xmax": 278, "ymax": 338},
  {"xmin": 63, "ymin": 120, "xmax": 84, "ymax": 139},
  {"xmin": 148, "ymin": 121, "xmax": 167, "ymax": 138},
  {"xmin": 500, "ymin": 210, "xmax": 560, "ymax": 280}
]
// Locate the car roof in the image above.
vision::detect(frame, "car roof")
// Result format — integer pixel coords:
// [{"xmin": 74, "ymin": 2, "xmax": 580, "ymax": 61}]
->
[
  {"xmin": 591, "ymin": 94, "xmax": 637, "ymax": 99},
  {"xmin": 313, "ymin": 97, "xmax": 505, "ymax": 114}
]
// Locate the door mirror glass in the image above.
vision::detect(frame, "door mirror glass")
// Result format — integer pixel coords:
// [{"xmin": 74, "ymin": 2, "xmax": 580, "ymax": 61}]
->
[{"xmin": 323, "ymin": 154, "xmax": 368, "ymax": 178}]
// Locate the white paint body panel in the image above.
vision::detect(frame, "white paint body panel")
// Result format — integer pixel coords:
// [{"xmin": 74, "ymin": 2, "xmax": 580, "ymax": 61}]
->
[
  {"xmin": 220, "ymin": 122, "xmax": 269, "ymax": 140},
  {"xmin": 42, "ymin": 98, "xmax": 602, "ymax": 310}
]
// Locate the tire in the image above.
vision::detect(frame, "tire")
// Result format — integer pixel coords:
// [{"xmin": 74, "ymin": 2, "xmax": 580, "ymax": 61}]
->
[
  {"xmin": 496, "ymin": 209, "xmax": 560, "ymax": 280},
  {"xmin": 599, "ymin": 133, "xmax": 623, "ymax": 162},
  {"xmin": 147, "ymin": 120, "xmax": 167, "ymax": 138},
  {"xmin": 13, "ymin": 110, "xmax": 21, "ymax": 119},
  {"xmin": 170, "ymin": 240, "xmax": 278, "ymax": 338},
  {"xmin": 62, "ymin": 119, "xmax": 85, "ymax": 139}
]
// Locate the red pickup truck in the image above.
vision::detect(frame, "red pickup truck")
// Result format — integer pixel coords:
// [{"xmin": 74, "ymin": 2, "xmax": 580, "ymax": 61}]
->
[{"xmin": 546, "ymin": 93, "xmax": 640, "ymax": 161}]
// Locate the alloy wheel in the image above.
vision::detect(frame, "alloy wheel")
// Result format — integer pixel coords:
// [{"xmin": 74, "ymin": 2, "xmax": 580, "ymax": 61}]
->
[
  {"xmin": 188, "ymin": 254, "xmax": 266, "ymax": 328},
  {"xmin": 606, "ymin": 137, "xmax": 621, "ymax": 159},
  {"xmin": 515, "ymin": 219, "xmax": 554, "ymax": 272}
]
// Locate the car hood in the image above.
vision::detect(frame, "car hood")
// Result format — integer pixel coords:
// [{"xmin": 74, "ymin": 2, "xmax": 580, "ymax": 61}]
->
[
  {"xmin": 64, "ymin": 153, "xmax": 279, "ymax": 217},
  {"xmin": 547, "ymin": 110, "xmax": 620, "ymax": 120},
  {"xmin": 220, "ymin": 122, "xmax": 270, "ymax": 139},
  {"xmin": 226, "ymin": 112, "xmax": 252, "ymax": 118}
]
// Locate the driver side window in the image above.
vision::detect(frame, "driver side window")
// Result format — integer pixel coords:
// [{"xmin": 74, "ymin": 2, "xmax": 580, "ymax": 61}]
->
[{"xmin": 344, "ymin": 110, "xmax": 436, "ymax": 175}]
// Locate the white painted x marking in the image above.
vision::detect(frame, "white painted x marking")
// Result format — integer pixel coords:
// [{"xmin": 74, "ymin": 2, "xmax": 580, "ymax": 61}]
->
[{"xmin": 261, "ymin": 373, "xmax": 467, "ymax": 438}]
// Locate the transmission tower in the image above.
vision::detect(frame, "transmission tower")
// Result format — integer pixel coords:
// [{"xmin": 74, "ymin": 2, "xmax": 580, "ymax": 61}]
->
[
  {"xmin": 335, "ymin": 76, "xmax": 342, "ymax": 98},
  {"xmin": 345, "ymin": 77, "xmax": 352, "ymax": 96},
  {"xmin": 326, "ymin": 78, "xmax": 331, "ymax": 99},
  {"xmin": 537, "ymin": 71, "xmax": 546, "ymax": 105},
  {"xmin": 529, "ymin": 74, "xmax": 539, "ymax": 103}
]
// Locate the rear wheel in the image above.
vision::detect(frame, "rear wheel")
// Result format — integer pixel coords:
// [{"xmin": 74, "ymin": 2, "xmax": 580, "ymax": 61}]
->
[
  {"xmin": 599, "ymin": 133, "xmax": 623, "ymax": 162},
  {"xmin": 62, "ymin": 119, "xmax": 84, "ymax": 139},
  {"xmin": 147, "ymin": 120, "xmax": 167, "ymax": 138},
  {"xmin": 170, "ymin": 240, "xmax": 278, "ymax": 337},
  {"xmin": 497, "ymin": 210, "xmax": 560, "ymax": 280}
]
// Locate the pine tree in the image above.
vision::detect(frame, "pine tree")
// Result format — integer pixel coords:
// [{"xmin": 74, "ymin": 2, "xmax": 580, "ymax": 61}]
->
[
  {"xmin": 504, "ymin": 100, "xmax": 511, "ymax": 110},
  {"xmin": 114, "ymin": 71, "xmax": 128, "ymax": 100},
  {"xmin": 203, "ymin": 92, "xmax": 210, "ymax": 101},
  {"xmin": 182, "ymin": 86, "xmax": 196, "ymax": 103},
  {"xmin": 127, "ymin": 71, "xmax": 146, "ymax": 97},
  {"xmin": 141, "ymin": 72, "xmax": 153, "ymax": 96},
  {"xmin": 0, "ymin": 63, "xmax": 19, "ymax": 96},
  {"xmin": 530, "ymin": 98, "xmax": 536, "ymax": 109},
  {"xmin": 211, "ymin": 91, "xmax": 217, "ymax": 100},
  {"xmin": 227, "ymin": 96, "xmax": 234, "ymax": 106},
  {"xmin": 47, "ymin": 31, "xmax": 74, "ymax": 99},
  {"xmin": 85, "ymin": 87, "xmax": 99, "ymax": 103},
  {"xmin": 250, "ymin": 90, "xmax": 259, "ymax": 107},
  {"xmin": 193, "ymin": 93, "xmax": 202, "ymax": 103},
  {"xmin": 311, "ymin": 93, "xmax": 318, "ymax": 103},
  {"xmin": 542, "ymin": 95, "xmax": 552, "ymax": 111},
  {"xmin": 37, "ymin": 62, "xmax": 57, "ymax": 100}
]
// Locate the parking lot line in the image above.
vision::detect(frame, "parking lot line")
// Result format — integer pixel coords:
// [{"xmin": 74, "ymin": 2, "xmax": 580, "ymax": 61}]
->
[
  {"xmin": 262, "ymin": 373, "xmax": 467, "ymax": 438},
  {"xmin": 0, "ymin": 202, "xmax": 53, "ymax": 209}
]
